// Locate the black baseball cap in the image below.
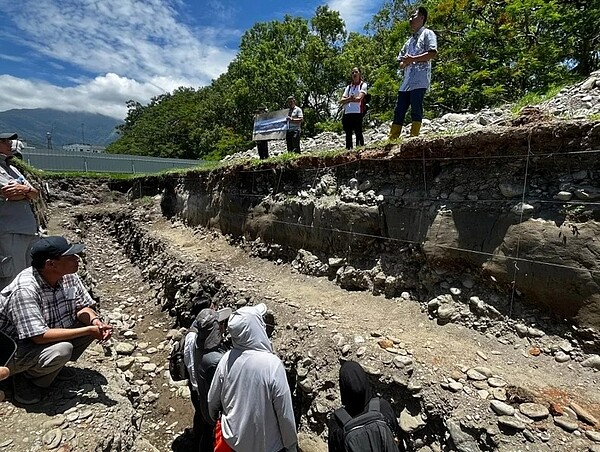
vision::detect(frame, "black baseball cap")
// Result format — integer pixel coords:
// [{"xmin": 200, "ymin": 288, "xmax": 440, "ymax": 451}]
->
[
  {"xmin": 31, "ymin": 236, "xmax": 85, "ymax": 264},
  {"xmin": 194, "ymin": 307, "xmax": 232, "ymax": 349}
]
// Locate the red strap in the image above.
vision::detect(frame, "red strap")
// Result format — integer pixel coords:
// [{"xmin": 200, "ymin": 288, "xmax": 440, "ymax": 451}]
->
[{"xmin": 214, "ymin": 419, "xmax": 233, "ymax": 452}]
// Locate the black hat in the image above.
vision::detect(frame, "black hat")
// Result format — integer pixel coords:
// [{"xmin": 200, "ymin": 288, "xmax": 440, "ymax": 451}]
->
[
  {"xmin": 31, "ymin": 236, "xmax": 85, "ymax": 265},
  {"xmin": 196, "ymin": 307, "xmax": 231, "ymax": 329},
  {"xmin": 0, "ymin": 133, "xmax": 18, "ymax": 140},
  {"xmin": 194, "ymin": 307, "xmax": 232, "ymax": 349}
]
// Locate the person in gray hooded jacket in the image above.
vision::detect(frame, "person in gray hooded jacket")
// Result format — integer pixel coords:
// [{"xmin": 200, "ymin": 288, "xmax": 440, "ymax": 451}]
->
[{"xmin": 208, "ymin": 303, "xmax": 297, "ymax": 452}]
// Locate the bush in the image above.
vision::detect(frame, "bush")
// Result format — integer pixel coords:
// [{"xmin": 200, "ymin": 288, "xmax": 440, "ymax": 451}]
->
[{"xmin": 315, "ymin": 120, "xmax": 343, "ymax": 134}]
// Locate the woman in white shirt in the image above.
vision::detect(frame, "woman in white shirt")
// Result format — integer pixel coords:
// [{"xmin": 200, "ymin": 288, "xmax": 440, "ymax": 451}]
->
[{"xmin": 339, "ymin": 67, "xmax": 367, "ymax": 150}]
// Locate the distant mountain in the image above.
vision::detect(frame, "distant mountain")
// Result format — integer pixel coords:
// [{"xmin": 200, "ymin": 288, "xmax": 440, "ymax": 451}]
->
[{"xmin": 0, "ymin": 109, "xmax": 122, "ymax": 148}]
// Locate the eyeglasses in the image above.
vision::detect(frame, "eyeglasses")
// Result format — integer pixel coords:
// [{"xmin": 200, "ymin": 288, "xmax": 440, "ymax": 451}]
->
[{"xmin": 351, "ymin": 71, "xmax": 359, "ymax": 74}]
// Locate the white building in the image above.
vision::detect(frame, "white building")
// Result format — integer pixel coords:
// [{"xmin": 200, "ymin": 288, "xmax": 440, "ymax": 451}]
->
[{"xmin": 62, "ymin": 143, "xmax": 106, "ymax": 153}]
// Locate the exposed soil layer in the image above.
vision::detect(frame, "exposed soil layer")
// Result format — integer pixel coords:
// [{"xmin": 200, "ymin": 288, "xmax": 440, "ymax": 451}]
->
[
  {"xmin": 2, "ymin": 117, "xmax": 600, "ymax": 451},
  {"xmin": 145, "ymin": 119, "xmax": 600, "ymax": 331},
  {"xmin": 67, "ymin": 198, "xmax": 600, "ymax": 451}
]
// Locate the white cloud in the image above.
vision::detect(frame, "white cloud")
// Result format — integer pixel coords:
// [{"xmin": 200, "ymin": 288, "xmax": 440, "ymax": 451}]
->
[
  {"xmin": 0, "ymin": 0, "xmax": 384, "ymax": 120},
  {"xmin": 0, "ymin": 74, "xmax": 167, "ymax": 119},
  {"xmin": 0, "ymin": 0, "xmax": 238, "ymax": 119},
  {"xmin": 327, "ymin": 0, "xmax": 377, "ymax": 32},
  {"xmin": 7, "ymin": 0, "xmax": 236, "ymax": 84},
  {"xmin": 0, "ymin": 53, "xmax": 28, "ymax": 64}
]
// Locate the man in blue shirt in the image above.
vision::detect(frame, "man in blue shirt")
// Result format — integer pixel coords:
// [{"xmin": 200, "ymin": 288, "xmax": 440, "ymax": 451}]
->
[{"xmin": 389, "ymin": 7, "xmax": 438, "ymax": 139}]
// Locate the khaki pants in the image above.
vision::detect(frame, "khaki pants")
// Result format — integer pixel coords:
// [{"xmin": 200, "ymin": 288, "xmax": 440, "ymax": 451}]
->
[{"xmin": 8, "ymin": 335, "xmax": 94, "ymax": 387}]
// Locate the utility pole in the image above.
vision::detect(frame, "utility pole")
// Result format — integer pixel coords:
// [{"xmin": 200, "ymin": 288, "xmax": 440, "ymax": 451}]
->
[{"xmin": 81, "ymin": 123, "xmax": 85, "ymax": 143}]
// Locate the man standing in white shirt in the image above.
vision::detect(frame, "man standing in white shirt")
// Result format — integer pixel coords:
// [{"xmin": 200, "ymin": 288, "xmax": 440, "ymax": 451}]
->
[
  {"xmin": 285, "ymin": 96, "xmax": 304, "ymax": 154},
  {"xmin": 389, "ymin": 7, "xmax": 438, "ymax": 139},
  {"xmin": 0, "ymin": 132, "xmax": 39, "ymax": 289}
]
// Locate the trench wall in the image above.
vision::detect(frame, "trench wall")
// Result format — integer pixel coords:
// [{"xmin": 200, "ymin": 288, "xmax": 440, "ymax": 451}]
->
[
  {"xmin": 80, "ymin": 210, "xmax": 484, "ymax": 451},
  {"xmin": 139, "ymin": 121, "xmax": 600, "ymax": 330}
]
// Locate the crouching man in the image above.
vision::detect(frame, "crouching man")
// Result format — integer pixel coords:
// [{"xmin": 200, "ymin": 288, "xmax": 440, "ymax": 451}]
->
[{"xmin": 0, "ymin": 236, "xmax": 112, "ymax": 405}]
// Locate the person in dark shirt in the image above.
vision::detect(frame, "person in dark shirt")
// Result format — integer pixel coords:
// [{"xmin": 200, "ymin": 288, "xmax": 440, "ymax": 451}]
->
[
  {"xmin": 254, "ymin": 106, "xmax": 270, "ymax": 160},
  {"xmin": 183, "ymin": 307, "xmax": 231, "ymax": 451},
  {"xmin": 327, "ymin": 361, "xmax": 401, "ymax": 452}
]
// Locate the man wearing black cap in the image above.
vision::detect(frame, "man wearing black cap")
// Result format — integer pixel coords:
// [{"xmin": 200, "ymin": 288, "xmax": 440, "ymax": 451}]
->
[
  {"xmin": 0, "ymin": 236, "xmax": 113, "ymax": 405},
  {"xmin": 0, "ymin": 132, "xmax": 39, "ymax": 290},
  {"xmin": 183, "ymin": 307, "xmax": 231, "ymax": 451}
]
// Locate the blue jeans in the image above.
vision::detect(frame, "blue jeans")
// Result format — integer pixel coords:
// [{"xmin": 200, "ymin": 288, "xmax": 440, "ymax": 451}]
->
[{"xmin": 393, "ymin": 88, "xmax": 426, "ymax": 125}]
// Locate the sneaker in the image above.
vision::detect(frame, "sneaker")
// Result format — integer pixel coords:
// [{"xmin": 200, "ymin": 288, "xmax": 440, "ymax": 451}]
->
[
  {"xmin": 13, "ymin": 376, "xmax": 42, "ymax": 405},
  {"xmin": 55, "ymin": 366, "xmax": 78, "ymax": 382}
]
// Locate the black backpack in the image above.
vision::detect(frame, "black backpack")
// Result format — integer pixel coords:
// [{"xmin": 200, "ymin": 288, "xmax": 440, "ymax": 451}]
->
[
  {"xmin": 362, "ymin": 91, "xmax": 372, "ymax": 116},
  {"xmin": 168, "ymin": 327, "xmax": 197, "ymax": 381},
  {"xmin": 334, "ymin": 398, "xmax": 399, "ymax": 452}
]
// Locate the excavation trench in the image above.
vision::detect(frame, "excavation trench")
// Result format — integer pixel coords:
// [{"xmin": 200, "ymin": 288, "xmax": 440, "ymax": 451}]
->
[
  {"xmin": 3, "ymin": 116, "xmax": 600, "ymax": 451},
  {"xmin": 68, "ymin": 202, "xmax": 600, "ymax": 452},
  {"xmin": 80, "ymin": 208, "xmax": 461, "ymax": 451}
]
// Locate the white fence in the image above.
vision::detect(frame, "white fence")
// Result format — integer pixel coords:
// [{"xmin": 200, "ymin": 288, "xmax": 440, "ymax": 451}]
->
[{"xmin": 21, "ymin": 148, "xmax": 202, "ymax": 174}]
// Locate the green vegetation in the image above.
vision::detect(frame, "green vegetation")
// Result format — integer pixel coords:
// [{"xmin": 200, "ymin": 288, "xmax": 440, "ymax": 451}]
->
[
  {"xmin": 108, "ymin": 0, "xmax": 599, "ymax": 161},
  {"xmin": 315, "ymin": 120, "xmax": 344, "ymax": 134},
  {"xmin": 25, "ymin": 165, "xmax": 214, "ymax": 180},
  {"xmin": 510, "ymin": 84, "xmax": 570, "ymax": 114},
  {"xmin": 9, "ymin": 160, "xmax": 133, "ymax": 181}
]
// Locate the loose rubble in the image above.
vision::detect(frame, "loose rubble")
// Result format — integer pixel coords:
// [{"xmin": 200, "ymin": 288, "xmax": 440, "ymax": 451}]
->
[
  {"xmin": 224, "ymin": 70, "xmax": 600, "ymax": 161},
  {"xmin": 28, "ymin": 198, "xmax": 594, "ymax": 452},
  {"xmin": 2, "ymin": 71, "xmax": 600, "ymax": 451}
]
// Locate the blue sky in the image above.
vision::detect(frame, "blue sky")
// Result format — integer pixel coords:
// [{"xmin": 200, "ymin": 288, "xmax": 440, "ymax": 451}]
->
[{"xmin": 0, "ymin": 0, "xmax": 384, "ymax": 120}]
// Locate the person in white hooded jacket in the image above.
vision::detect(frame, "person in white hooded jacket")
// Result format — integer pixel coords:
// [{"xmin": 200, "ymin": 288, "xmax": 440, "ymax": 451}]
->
[{"xmin": 208, "ymin": 303, "xmax": 298, "ymax": 452}]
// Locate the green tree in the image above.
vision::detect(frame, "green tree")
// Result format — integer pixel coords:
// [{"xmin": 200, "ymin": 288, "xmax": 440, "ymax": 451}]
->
[
  {"xmin": 556, "ymin": 0, "xmax": 600, "ymax": 75},
  {"xmin": 363, "ymin": 0, "xmax": 583, "ymax": 115},
  {"xmin": 302, "ymin": 6, "xmax": 347, "ymax": 126},
  {"xmin": 108, "ymin": 88, "xmax": 205, "ymax": 158},
  {"xmin": 109, "ymin": 0, "xmax": 598, "ymax": 160},
  {"xmin": 428, "ymin": 0, "xmax": 574, "ymax": 111}
]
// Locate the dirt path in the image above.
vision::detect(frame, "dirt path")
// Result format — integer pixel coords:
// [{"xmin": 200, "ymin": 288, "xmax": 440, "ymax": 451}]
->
[{"xmin": 148, "ymin": 215, "xmax": 599, "ymax": 409}]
